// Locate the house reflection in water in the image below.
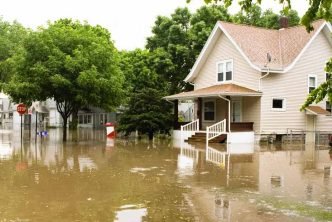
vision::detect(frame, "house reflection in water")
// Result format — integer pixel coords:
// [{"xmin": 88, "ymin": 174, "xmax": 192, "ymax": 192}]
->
[{"xmin": 176, "ymin": 141, "xmax": 332, "ymax": 221}]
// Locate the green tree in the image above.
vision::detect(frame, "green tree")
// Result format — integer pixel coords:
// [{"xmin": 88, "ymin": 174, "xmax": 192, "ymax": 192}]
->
[
  {"xmin": 231, "ymin": 5, "xmax": 300, "ymax": 29},
  {"xmin": 147, "ymin": 8, "xmax": 193, "ymax": 95},
  {"xmin": 118, "ymin": 50, "xmax": 172, "ymax": 140},
  {"xmin": 0, "ymin": 18, "xmax": 28, "ymax": 85},
  {"xmin": 189, "ymin": 5, "xmax": 231, "ymax": 56},
  {"xmin": 147, "ymin": 6, "xmax": 231, "ymax": 95},
  {"xmin": 189, "ymin": 0, "xmax": 331, "ymax": 31},
  {"xmin": 4, "ymin": 19, "xmax": 124, "ymax": 141}
]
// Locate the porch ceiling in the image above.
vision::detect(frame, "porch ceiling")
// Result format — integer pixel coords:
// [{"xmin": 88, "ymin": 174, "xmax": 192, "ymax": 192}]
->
[{"xmin": 164, "ymin": 83, "xmax": 262, "ymax": 100}]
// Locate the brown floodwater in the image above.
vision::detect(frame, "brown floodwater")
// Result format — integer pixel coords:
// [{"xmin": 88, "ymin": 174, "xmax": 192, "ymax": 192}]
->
[{"xmin": 0, "ymin": 128, "xmax": 331, "ymax": 222}]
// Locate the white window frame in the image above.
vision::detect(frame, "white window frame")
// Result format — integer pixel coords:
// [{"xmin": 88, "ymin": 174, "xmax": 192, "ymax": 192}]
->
[
  {"xmin": 216, "ymin": 59, "xmax": 233, "ymax": 83},
  {"xmin": 271, "ymin": 98, "xmax": 286, "ymax": 111},
  {"xmin": 203, "ymin": 99, "xmax": 216, "ymax": 122},
  {"xmin": 308, "ymin": 74, "xmax": 317, "ymax": 93}
]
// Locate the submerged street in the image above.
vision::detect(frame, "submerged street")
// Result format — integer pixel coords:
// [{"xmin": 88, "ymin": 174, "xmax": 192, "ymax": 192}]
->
[{"xmin": 0, "ymin": 129, "xmax": 331, "ymax": 222}]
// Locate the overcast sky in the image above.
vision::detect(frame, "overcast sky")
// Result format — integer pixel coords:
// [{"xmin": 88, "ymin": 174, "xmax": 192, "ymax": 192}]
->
[{"xmin": 0, "ymin": 0, "xmax": 309, "ymax": 50}]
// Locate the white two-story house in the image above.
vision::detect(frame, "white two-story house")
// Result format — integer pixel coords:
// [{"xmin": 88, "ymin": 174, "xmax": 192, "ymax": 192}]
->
[{"xmin": 165, "ymin": 19, "xmax": 332, "ymax": 144}]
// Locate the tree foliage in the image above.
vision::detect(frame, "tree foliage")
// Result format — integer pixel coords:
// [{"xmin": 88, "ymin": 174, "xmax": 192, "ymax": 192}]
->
[
  {"xmin": 147, "ymin": 5, "xmax": 231, "ymax": 95},
  {"xmin": 231, "ymin": 5, "xmax": 300, "ymax": 29},
  {"xmin": 189, "ymin": 0, "xmax": 331, "ymax": 31},
  {"xmin": 118, "ymin": 50, "xmax": 172, "ymax": 140},
  {"xmin": 4, "ymin": 19, "xmax": 124, "ymax": 141},
  {"xmin": 0, "ymin": 18, "xmax": 28, "ymax": 85}
]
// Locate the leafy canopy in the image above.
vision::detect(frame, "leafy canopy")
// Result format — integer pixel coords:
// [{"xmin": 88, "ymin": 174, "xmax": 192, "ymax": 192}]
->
[
  {"xmin": 0, "ymin": 18, "xmax": 28, "ymax": 85},
  {"xmin": 118, "ymin": 49, "xmax": 172, "ymax": 139},
  {"xmin": 4, "ymin": 19, "xmax": 124, "ymax": 140}
]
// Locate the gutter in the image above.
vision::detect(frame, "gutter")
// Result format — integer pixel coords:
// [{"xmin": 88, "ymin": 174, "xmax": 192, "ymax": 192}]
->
[{"xmin": 259, "ymin": 68, "xmax": 271, "ymax": 91}]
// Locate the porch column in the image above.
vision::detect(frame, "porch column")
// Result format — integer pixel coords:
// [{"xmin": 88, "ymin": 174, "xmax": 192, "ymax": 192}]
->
[
  {"xmin": 226, "ymin": 96, "xmax": 231, "ymax": 132},
  {"xmin": 197, "ymin": 98, "xmax": 202, "ymax": 130},
  {"xmin": 173, "ymin": 100, "xmax": 179, "ymax": 130}
]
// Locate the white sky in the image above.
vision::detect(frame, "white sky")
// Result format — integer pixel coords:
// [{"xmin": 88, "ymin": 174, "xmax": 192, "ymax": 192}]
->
[{"xmin": 0, "ymin": 0, "xmax": 309, "ymax": 50}]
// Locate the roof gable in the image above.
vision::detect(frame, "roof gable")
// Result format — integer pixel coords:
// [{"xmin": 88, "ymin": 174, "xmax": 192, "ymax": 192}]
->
[{"xmin": 185, "ymin": 20, "xmax": 331, "ymax": 82}]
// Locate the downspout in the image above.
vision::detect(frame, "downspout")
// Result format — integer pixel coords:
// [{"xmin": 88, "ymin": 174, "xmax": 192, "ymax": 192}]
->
[
  {"xmin": 259, "ymin": 68, "xmax": 270, "ymax": 91},
  {"xmin": 218, "ymin": 95, "xmax": 231, "ymax": 133}
]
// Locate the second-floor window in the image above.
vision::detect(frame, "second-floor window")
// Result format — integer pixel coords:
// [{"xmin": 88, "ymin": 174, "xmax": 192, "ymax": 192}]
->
[
  {"xmin": 308, "ymin": 75, "xmax": 317, "ymax": 93},
  {"xmin": 217, "ymin": 60, "xmax": 233, "ymax": 82}
]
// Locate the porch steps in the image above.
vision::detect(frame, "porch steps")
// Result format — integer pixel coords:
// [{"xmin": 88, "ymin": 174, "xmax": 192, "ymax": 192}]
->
[{"xmin": 185, "ymin": 132, "xmax": 227, "ymax": 144}]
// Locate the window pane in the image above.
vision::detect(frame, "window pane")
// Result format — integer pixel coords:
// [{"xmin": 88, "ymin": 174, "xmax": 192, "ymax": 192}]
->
[
  {"xmin": 205, "ymin": 112, "xmax": 214, "ymax": 120},
  {"xmin": 204, "ymin": 101, "xmax": 215, "ymax": 120},
  {"xmin": 309, "ymin": 77, "xmax": 316, "ymax": 87},
  {"xmin": 218, "ymin": 63, "xmax": 223, "ymax": 72},
  {"xmin": 272, "ymin": 99, "xmax": 283, "ymax": 109},
  {"xmin": 326, "ymin": 101, "xmax": 331, "ymax": 112},
  {"xmin": 226, "ymin": 71, "xmax": 232, "ymax": 81},
  {"xmin": 226, "ymin": 62, "xmax": 232, "ymax": 72},
  {"xmin": 218, "ymin": 72, "xmax": 223, "ymax": 82},
  {"xmin": 309, "ymin": 87, "xmax": 315, "ymax": 93}
]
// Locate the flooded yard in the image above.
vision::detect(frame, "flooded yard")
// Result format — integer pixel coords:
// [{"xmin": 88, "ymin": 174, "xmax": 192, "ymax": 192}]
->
[{"xmin": 0, "ymin": 129, "xmax": 331, "ymax": 221}]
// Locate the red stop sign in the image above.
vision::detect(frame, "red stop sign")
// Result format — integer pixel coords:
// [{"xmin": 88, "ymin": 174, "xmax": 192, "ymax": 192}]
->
[{"xmin": 17, "ymin": 103, "xmax": 27, "ymax": 115}]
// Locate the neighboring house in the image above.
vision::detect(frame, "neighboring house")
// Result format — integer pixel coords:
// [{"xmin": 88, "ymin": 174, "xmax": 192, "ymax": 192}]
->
[
  {"xmin": 165, "ymin": 19, "xmax": 332, "ymax": 143},
  {"xmin": 1, "ymin": 97, "xmax": 117, "ymax": 130}
]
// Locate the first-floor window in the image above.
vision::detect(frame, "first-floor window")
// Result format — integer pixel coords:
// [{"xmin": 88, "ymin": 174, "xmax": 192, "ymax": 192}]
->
[
  {"xmin": 204, "ymin": 100, "xmax": 215, "ymax": 121},
  {"xmin": 326, "ymin": 101, "xmax": 331, "ymax": 112},
  {"xmin": 272, "ymin": 98, "xmax": 286, "ymax": 111},
  {"xmin": 78, "ymin": 114, "xmax": 92, "ymax": 124}
]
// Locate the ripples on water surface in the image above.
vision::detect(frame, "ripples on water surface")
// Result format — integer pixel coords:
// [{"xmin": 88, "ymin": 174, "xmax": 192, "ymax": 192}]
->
[{"xmin": 0, "ymin": 128, "xmax": 331, "ymax": 221}]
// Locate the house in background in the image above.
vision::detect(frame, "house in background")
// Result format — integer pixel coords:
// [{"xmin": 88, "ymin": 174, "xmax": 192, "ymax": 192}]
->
[
  {"xmin": 1, "ymin": 97, "xmax": 117, "ymax": 130},
  {"xmin": 165, "ymin": 19, "xmax": 332, "ymax": 144}
]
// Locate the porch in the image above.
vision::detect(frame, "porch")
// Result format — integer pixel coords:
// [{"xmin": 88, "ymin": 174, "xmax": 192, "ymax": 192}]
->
[{"xmin": 164, "ymin": 83, "xmax": 261, "ymax": 144}]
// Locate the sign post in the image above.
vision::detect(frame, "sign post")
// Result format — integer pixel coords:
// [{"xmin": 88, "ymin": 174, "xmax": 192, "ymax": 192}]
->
[{"xmin": 17, "ymin": 103, "xmax": 27, "ymax": 143}]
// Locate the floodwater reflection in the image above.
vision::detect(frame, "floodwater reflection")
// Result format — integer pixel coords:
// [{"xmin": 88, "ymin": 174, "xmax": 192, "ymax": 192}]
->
[{"xmin": 0, "ymin": 128, "xmax": 331, "ymax": 221}]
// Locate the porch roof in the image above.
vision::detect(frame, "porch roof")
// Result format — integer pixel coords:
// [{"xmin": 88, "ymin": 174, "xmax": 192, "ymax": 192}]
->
[
  {"xmin": 305, "ymin": 105, "xmax": 331, "ymax": 116},
  {"xmin": 164, "ymin": 83, "xmax": 262, "ymax": 100}
]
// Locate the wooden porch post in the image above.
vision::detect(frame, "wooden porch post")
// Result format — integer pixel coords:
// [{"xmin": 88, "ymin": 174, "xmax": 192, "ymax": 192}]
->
[
  {"xmin": 198, "ymin": 98, "xmax": 202, "ymax": 130},
  {"xmin": 226, "ymin": 96, "xmax": 231, "ymax": 132},
  {"xmin": 173, "ymin": 100, "xmax": 179, "ymax": 129}
]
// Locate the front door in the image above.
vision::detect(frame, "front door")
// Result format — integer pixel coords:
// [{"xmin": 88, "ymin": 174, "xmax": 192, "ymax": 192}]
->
[{"xmin": 232, "ymin": 100, "xmax": 242, "ymax": 122}]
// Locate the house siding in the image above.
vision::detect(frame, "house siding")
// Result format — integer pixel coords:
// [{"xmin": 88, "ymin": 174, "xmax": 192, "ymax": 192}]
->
[
  {"xmin": 260, "ymin": 32, "xmax": 332, "ymax": 134},
  {"xmin": 194, "ymin": 31, "xmax": 261, "ymax": 91}
]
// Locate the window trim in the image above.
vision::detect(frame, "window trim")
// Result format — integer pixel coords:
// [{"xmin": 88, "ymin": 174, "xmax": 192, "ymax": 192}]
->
[
  {"xmin": 308, "ymin": 74, "xmax": 317, "ymax": 93},
  {"xmin": 271, "ymin": 98, "xmax": 286, "ymax": 112},
  {"xmin": 203, "ymin": 99, "xmax": 216, "ymax": 122},
  {"xmin": 216, "ymin": 59, "xmax": 233, "ymax": 83}
]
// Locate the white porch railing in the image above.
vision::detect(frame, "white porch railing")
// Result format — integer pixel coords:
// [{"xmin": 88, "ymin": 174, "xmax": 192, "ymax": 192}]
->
[
  {"xmin": 206, "ymin": 119, "xmax": 227, "ymax": 146},
  {"xmin": 206, "ymin": 147, "xmax": 226, "ymax": 167},
  {"xmin": 180, "ymin": 119, "xmax": 199, "ymax": 141}
]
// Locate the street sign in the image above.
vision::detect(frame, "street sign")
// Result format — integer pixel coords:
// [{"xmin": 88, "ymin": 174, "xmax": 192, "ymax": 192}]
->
[{"xmin": 17, "ymin": 103, "xmax": 27, "ymax": 115}]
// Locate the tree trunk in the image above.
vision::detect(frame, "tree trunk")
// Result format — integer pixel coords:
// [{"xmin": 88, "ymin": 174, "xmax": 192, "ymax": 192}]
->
[
  {"xmin": 63, "ymin": 117, "xmax": 68, "ymax": 142},
  {"xmin": 148, "ymin": 131, "xmax": 154, "ymax": 140},
  {"xmin": 70, "ymin": 109, "xmax": 79, "ymax": 129},
  {"xmin": 70, "ymin": 108, "xmax": 79, "ymax": 142}
]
